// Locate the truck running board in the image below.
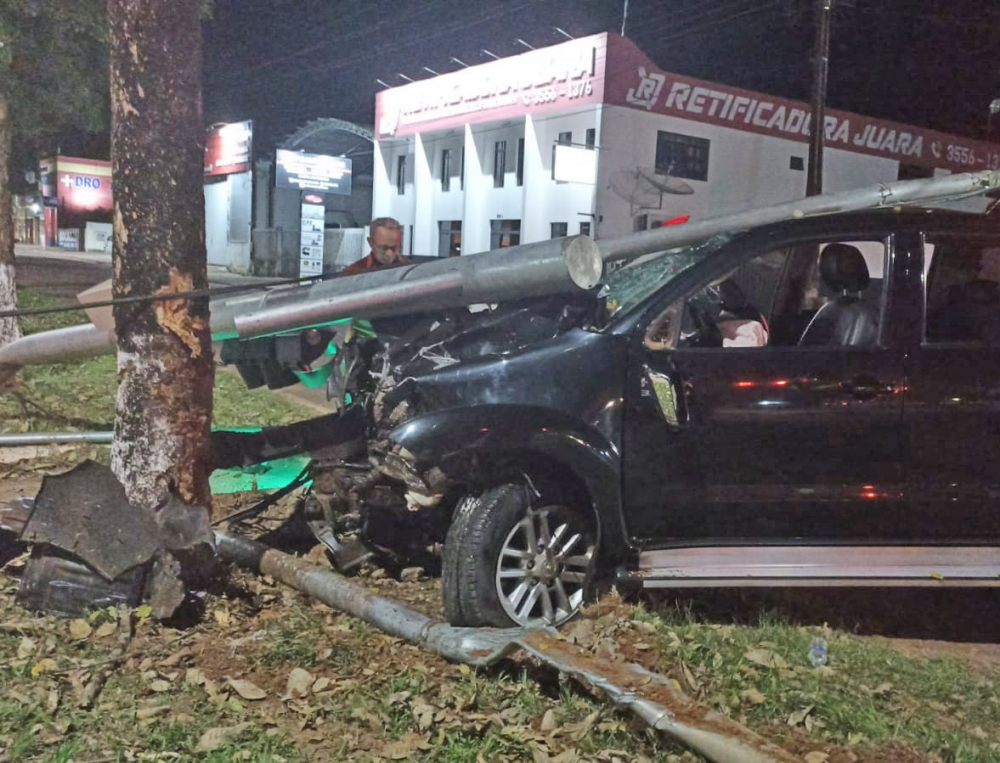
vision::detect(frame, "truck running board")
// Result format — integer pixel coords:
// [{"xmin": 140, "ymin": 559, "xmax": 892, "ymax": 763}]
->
[{"xmin": 638, "ymin": 545, "xmax": 1000, "ymax": 588}]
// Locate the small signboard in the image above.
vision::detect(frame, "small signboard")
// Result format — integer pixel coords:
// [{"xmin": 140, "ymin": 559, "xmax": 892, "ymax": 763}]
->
[
  {"xmin": 276, "ymin": 149, "xmax": 352, "ymax": 195},
  {"xmin": 299, "ymin": 200, "xmax": 326, "ymax": 276}
]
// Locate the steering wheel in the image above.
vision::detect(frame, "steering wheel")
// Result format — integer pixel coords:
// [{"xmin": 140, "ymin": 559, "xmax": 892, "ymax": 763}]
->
[{"xmin": 684, "ymin": 301, "xmax": 723, "ymax": 348}]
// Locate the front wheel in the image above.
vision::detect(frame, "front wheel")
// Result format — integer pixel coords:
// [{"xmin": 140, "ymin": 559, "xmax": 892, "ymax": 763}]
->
[{"xmin": 442, "ymin": 483, "xmax": 598, "ymax": 628}]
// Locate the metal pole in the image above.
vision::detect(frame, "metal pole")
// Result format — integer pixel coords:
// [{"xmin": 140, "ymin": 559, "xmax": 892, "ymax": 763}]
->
[
  {"xmin": 0, "ymin": 432, "xmax": 113, "ymax": 447},
  {"xmin": 599, "ymin": 170, "xmax": 1000, "ymax": 262},
  {"xmin": 1, "ymin": 171, "xmax": 998, "ymax": 369},
  {"xmin": 214, "ymin": 530, "xmax": 798, "ymax": 763},
  {"xmin": 212, "ymin": 234, "xmax": 603, "ymax": 341},
  {"xmin": 807, "ymin": 0, "xmax": 833, "ymax": 197}
]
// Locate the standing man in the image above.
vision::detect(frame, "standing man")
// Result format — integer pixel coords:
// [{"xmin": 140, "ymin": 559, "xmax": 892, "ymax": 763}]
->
[{"xmin": 342, "ymin": 217, "xmax": 409, "ymax": 275}]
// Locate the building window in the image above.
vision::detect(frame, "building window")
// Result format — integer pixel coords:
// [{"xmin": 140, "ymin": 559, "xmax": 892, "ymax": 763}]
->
[
  {"xmin": 460, "ymin": 147, "xmax": 465, "ymax": 191},
  {"xmin": 789, "ymin": 156, "xmax": 804, "ymax": 171},
  {"xmin": 633, "ymin": 214, "xmax": 649, "ymax": 233},
  {"xmin": 898, "ymin": 162, "xmax": 934, "ymax": 181},
  {"xmin": 550, "ymin": 222, "xmax": 568, "ymax": 239},
  {"xmin": 396, "ymin": 155, "xmax": 406, "ymax": 195},
  {"xmin": 654, "ymin": 130, "xmax": 710, "ymax": 182},
  {"xmin": 493, "ymin": 140, "xmax": 507, "ymax": 188},
  {"xmin": 490, "ymin": 219, "xmax": 521, "ymax": 249},
  {"xmin": 553, "ymin": 131, "xmax": 572, "ymax": 181},
  {"xmin": 441, "ymin": 149, "xmax": 452, "ymax": 192},
  {"xmin": 438, "ymin": 220, "xmax": 462, "ymax": 257},
  {"xmin": 580, "ymin": 221, "xmax": 591, "ymax": 236},
  {"xmin": 585, "ymin": 128, "xmax": 596, "ymax": 149},
  {"xmin": 516, "ymin": 138, "xmax": 525, "ymax": 187},
  {"xmin": 408, "ymin": 225, "xmax": 413, "ymax": 256}
]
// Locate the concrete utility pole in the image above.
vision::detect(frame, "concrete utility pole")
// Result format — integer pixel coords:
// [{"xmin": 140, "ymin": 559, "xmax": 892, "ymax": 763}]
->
[{"xmin": 807, "ymin": 0, "xmax": 833, "ymax": 196}]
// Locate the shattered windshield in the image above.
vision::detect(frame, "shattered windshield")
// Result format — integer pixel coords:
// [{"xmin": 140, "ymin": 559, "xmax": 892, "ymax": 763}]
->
[{"xmin": 599, "ymin": 234, "xmax": 732, "ymax": 321}]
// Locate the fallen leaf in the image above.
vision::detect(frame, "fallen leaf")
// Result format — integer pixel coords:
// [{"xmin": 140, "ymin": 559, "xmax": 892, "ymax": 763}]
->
[
  {"xmin": 193, "ymin": 723, "xmax": 251, "ymax": 753},
  {"xmin": 228, "ymin": 679, "xmax": 267, "ymax": 701},
  {"xmin": 136, "ymin": 705, "xmax": 171, "ymax": 720},
  {"xmin": 970, "ymin": 726, "xmax": 989, "ymax": 740},
  {"xmin": 312, "ymin": 677, "xmax": 330, "ymax": 693},
  {"xmin": 380, "ymin": 732, "xmax": 431, "ymax": 759},
  {"xmin": 552, "ymin": 749, "xmax": 579, "ymax": 763},
  {"xmin": 148, "ymin": 680, "xmax": 172, "ymax": 693},
  {"xmin": 17, "ymin": 637, "xmax": 36, "ymax": 660},
  {"xmin": 740, "ymin": 688, "xmax": 767, "ymax": 705},
  {"xmin": 285, "ymin": 668, "xmax": 314, "ymax": 699},
  {"xmin": 213, "ymin": 608, "xmax": 231, "ymax": 627},
  {"xmin": 68, "ymin": 620, "xmax": 92, "ymax": 640},
  {"xmin": 93, "ymin": 621, "xmax": 117, "ymax": 639},
  {"xmin": 787, "ymin": 706, "xmax": 814, "ymax": 727},
  {"xmin": 804, "ymin": 753, "xmax": 829, "ymax": 763},
  {"xmin": 184, "ymin": 668, "xmax": 206, "ymax": 686},
  {"xmin": 540, "ymin": 708, "xmax": 558, "ymax": 731},
  {"xmin": 564, "ymin": 711, "xmax": 600, "ymax": 741},
  {"xmin": 871, "ymin": 682, "xmax": 893, "ymax": 696},
  {"xmin": 387, "ymin": 690, "xmax": 412, "ymax": 706},
  {"xmin": 744, "ymin": 648, "xmax": 788, "ymax": 669},
  {"xmin": 159, "ymin": 648, "xmax": 193, "ymax": 668},
  {"xmin": 31, "ymin": 658, "xmax": 58, "ymax": 677}
]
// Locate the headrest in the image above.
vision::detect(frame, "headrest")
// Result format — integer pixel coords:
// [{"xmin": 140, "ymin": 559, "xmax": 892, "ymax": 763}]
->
[
  {"xmin": 718, "ymin": 279, "xmax": 748, "ymax": 312},
  {"xmin": 820, "ymin": 244, "xmax": 870, "ymax": 292}
]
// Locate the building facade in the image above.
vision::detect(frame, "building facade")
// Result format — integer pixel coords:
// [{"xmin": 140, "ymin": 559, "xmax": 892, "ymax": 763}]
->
[
  {"xmin": 373, "ymin": 34, "xmax": 999, "ymax": 256},
  {"xmin": 38, "ymin": 156, "xmax": 113, "ymax": 251}
]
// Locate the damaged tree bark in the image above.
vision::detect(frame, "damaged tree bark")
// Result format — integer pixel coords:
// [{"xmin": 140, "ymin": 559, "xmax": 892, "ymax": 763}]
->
[
  {"xmin": 108, "ymin": 0, "xmax": 214, "ymax": 617},
  {"xmin": 0, "ymin": 91, "xmax": 20, "ymax": 351}
]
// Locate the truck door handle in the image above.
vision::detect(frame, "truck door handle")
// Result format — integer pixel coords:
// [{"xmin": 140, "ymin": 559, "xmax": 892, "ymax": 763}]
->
[{"xmin": 841, "ymin": 375, "xmax": 895, "ymax": 399}]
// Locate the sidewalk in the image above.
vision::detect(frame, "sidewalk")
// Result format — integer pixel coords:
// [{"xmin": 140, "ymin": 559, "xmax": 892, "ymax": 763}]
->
[{"xmin": 14, "ymin": 244, "xmax": 285, "ymax": 287}]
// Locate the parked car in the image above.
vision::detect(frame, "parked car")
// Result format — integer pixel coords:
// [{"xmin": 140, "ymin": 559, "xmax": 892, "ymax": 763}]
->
[{"xmin": 226, "ymin": 208, "xmax": 1000, "ymax": 628}]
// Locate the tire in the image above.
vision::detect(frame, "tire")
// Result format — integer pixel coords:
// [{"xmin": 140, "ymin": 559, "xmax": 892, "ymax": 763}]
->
[{"xmin": 442, "ymin": 483, "xmax": 598, "ymax": 628}]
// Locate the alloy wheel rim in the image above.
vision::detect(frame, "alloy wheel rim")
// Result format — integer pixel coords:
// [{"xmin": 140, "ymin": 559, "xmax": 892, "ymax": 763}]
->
[{"xmin": 495, "ymin": 505, "xmax": 595, "ymax": 627}]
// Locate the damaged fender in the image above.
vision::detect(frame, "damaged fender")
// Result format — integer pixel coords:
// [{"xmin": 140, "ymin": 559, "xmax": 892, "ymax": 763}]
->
[{"xmin": 390, "ymin": 404, "xmax": 629, "ymax": 559}]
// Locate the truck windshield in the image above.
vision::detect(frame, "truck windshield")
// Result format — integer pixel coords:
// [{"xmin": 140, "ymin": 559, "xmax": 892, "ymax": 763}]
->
[{"xmin": 600, "ymin": 234, "xmax": 731, "ymax": 321}]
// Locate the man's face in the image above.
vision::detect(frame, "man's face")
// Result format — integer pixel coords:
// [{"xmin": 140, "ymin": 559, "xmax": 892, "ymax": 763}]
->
[{"xmin": 369, "ymin": 226, "xmax": 403, "ymax": 266}]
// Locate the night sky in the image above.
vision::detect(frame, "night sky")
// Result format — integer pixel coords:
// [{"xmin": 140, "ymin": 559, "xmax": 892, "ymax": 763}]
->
[{"xmin": 202, "ymin": 0, "xmax": 1000, "ymax": 153}]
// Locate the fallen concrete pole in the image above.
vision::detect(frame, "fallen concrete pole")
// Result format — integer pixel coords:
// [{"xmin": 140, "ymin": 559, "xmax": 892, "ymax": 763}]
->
[
  {"xmin": 597, "ymin": 169, "xmax": 1000, "ymax": 262},
  {"xmin": 0, "ymin": 323, "xmax": 115, "ymax": 368},
  {"xmin": 210, "ymin": 234, "xmax": 603, "ymax": 340},
  {"xmin": 3, "ymin": 170, "xmax": 995, "ymax": 370},
  {"xmin": 214, "ymin": 530, "xmax": 799, "ymax": 763}
]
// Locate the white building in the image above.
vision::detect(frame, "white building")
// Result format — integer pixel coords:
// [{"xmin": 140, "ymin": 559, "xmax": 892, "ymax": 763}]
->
[{"xmin": 373, "ymin": 33, "xmax": 999, "ymax": 256}]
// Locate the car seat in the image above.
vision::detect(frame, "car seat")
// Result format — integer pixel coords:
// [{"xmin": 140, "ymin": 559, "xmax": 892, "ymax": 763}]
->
[{"xmin": 798, "ymin": 244, "xmax": 878, "ymax": 347}]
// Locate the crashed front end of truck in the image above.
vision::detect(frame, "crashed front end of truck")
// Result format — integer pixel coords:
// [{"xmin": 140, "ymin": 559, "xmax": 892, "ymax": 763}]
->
[{"xmin": 218, "ymin": 286, "xmax": 621, "ymax": 629}]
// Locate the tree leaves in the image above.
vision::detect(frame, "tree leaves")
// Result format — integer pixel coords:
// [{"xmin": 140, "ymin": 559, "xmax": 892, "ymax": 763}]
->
[
  {"xmin": 227, "ymin": 678, "xmax": 267, "ymax": 701},
  {"xmin": 193, "ymin": 722, "xmax": 251, "ymax": 753}
]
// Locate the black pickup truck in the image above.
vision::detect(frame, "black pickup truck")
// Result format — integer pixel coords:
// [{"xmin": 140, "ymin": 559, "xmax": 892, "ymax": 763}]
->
[{"xmin": 225, "ymin": 208, "xmax": 1000, "ymax": 628}]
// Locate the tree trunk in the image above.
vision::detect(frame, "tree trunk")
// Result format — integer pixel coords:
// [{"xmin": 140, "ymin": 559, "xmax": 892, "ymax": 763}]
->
[
  {"xmin": 0, "ymin": 91, "xmax": 21, "ymax": 349},
  {"xmin": 108, "ymin": 1, "xmax": 213, "ymax": 522}
]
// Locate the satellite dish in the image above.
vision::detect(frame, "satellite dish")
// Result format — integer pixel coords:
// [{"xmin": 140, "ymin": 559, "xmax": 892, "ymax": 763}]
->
[{"xmin": 609, "ymin": 165, "xmax": 694, "ymax": 216}]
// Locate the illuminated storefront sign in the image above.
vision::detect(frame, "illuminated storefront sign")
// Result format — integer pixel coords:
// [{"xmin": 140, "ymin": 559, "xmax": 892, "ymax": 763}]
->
[
  {"xmin": 205, "ymin": 120, "xmax": 254, "ymax": 176},
  {"xmin": 375, "ymin": 34, "xmax": 607, "ymax": 138},
  {"xmin": 276, "ymin": 149, "xmax": 353, "ymax": 195},
  {"xmin": 604, "ymin": 35, "xmax": 1000, "ymax": 172}
]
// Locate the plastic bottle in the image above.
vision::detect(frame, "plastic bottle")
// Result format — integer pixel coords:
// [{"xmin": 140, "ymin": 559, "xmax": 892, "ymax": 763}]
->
[{"xmin": 807, "ymin": 637, "xmax": 828, "ymax": 667}]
